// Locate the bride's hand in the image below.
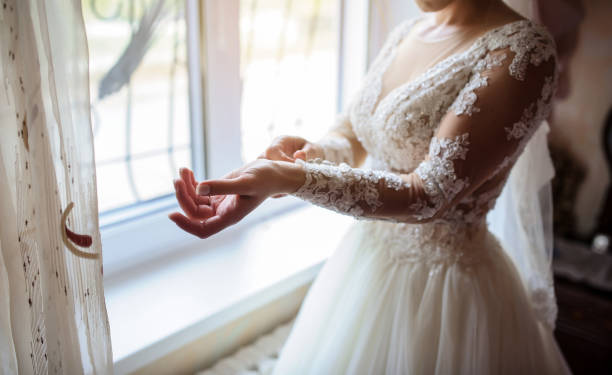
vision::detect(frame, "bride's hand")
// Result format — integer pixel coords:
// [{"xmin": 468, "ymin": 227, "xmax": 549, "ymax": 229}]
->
[
  {"xmin": 258, "ymin": 135, "xmax": 324, "ymax": 198},
  {"xmin": 168, "ymin": 160, "xmax": 304, "ymax": 239},
  {"xmin": 258, "ymin": 135, "xmax": 324, "ymax": 162}
]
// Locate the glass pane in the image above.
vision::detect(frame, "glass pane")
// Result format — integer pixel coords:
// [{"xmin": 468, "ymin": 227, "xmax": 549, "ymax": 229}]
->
[
  {"xmin": 239, "ymin": 0, "xmax": 340, "ymax": 162},
  {"xmin": 83, "ymin": 0, "xmax": 192, "ymax": 213}
]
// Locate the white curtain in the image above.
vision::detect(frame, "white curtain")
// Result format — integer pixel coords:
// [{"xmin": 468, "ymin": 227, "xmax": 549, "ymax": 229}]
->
[{"xmin": 0, "ymin": 0, "xmax": 112, "ymax": 374}]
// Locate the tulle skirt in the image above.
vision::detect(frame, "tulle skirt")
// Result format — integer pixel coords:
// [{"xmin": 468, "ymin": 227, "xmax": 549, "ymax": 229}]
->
[{"xmin": 272, "ymin": 220, "xmax": 570, "ymax": 374}]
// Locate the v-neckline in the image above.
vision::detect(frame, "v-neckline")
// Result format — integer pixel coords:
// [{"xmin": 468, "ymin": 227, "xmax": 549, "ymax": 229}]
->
[{"xmin": 368, "ymin": 17, "xmax": 530, "ymax": 117}]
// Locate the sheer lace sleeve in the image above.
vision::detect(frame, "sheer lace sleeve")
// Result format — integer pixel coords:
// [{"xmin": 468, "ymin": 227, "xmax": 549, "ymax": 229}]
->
[
  {"xmin": 291, "ymin": 43, "xmax": 557, "ymax": 223},
  {"xmin": 314, "ymin": 112, "xmax": 361, "ymax": 167}
]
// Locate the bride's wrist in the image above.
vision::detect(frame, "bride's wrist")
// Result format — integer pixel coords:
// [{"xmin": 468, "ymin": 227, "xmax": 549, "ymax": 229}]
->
[{"xmin": 270, "ymin": 160, "xmax": 306, "ymax": 194}]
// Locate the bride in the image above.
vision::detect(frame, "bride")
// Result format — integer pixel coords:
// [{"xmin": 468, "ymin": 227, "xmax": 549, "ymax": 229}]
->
[{"xmin": 169, "ymin": 0, "xmax": 571, "ymax": 373}]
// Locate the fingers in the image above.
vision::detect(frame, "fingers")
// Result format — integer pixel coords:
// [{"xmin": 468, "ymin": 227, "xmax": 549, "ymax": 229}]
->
[
  {"xmin": 170, "ymin": 186, "xmax": 266, "ymax": 238},
  {"xmin": 196, "ymin": 176, "xmax": 254, "ymax": 196},
  {"xmin": 168, "ymin": 212, "xmax": 209, "ymax": 239},
  {"xmin": 179, "ymin": 167, "xmax": 209, "ymax": 205},
  {"xmin": 293, "ymin": 150, "xmax": 306, "ymax": 160},
  {"xmin": 258, "ymin": 136, "xmax": 310, "ymax": 162},
  {"xmin": 262, "ymin": 147, "xmax": 294, "ymax": 162},
  {"xmin": 293, "ymin": 143, "xmax": 319, "ymax": 161},
  {"xmin": 167, "ymin": 211, "xmax": 235, "ymax": 239},
  {"xmin": 174, "ymin": 179, "xmax": 214, "ymax": 220}
]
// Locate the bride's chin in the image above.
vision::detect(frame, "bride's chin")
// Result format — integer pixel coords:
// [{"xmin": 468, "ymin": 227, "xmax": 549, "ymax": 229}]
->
[{"xmin": 414, "ymin": 0, "xmax": 455, "ymax": 12}]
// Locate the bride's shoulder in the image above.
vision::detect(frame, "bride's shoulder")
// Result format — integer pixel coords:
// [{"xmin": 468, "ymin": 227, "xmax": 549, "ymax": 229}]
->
[{"xmin": 477, "ymin": 18, "xmax": 557, "ymax": 81}]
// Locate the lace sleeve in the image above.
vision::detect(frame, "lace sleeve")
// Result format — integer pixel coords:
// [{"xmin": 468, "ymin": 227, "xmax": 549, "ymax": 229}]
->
[
  {"xmin": 291, "ymin": 45, "xmax": 557, "ymax": 223},
  {"xmin": 314, "ymin": 112, "xmax": 359, "ymax": 166}
]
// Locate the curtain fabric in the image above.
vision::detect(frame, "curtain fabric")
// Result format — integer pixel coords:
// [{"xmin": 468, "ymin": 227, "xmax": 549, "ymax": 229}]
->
[{"xmin": 0, "ymin": 0, "xmax": 112, "ymax": 374}]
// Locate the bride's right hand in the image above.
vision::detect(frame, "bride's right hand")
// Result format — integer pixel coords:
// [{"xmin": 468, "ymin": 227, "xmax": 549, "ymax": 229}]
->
[{"xmin": 258, "ymin": 135, "xmax": 324, "ymax": 163}]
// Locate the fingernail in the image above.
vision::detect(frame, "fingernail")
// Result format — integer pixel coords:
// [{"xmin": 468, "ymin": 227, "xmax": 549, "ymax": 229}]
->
[{"xmin": 196, "ymin": 184, "xmax": 210, "ymax": 196}]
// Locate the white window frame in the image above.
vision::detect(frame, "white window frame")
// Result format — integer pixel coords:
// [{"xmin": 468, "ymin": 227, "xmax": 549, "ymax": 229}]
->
[{"xmin": 101, "ymin": 0, "xmax": 370, "ymax": 279}]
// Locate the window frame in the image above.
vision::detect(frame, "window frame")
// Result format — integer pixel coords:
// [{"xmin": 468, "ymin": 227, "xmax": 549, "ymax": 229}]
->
[{"xmin": 101, "ymin": 0, "xmax": 370, "ymax": 279}]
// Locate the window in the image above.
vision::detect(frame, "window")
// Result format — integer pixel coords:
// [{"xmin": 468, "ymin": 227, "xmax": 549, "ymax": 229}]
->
[
  {"xmin": 239, "ymin": 0, "xmax": 341, "ymax": 161},
  {"xmin": 83, "ymin": 0, "xmax": 200, "ymax": 227},
  {"xmin": 93, "ymin": 0, "xmax": 370, "ymax": 277},
  {"xmin": 83, "ymin": 0, "xmax": 197, "ymax": 223}
]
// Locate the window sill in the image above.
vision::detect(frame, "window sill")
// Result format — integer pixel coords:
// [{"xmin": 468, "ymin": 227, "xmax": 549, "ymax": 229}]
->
[
  {"xmin": 104, "ymin": 204, "xmax": 354, "ymax": 374},
  {"xmin": 101, "ymin": 195, "xmax": 307, "ymax": 279}
]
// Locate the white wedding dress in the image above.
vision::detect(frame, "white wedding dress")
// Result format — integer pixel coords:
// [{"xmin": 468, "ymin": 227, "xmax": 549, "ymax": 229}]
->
[{"xmin": 271, "ymin": 17, "xmax": 571, "ymax": 375}]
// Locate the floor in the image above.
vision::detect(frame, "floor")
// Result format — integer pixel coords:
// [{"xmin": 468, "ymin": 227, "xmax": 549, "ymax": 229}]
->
[{"xmin": 554, "ymin": 276, "xmax": 612, "ymax": 375}]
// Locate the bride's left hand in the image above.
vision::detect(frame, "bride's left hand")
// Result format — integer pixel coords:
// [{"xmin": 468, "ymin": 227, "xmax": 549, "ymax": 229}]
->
[{"xmin": 168, "ymin": 159, "xmax": 303, "ymax": 239}]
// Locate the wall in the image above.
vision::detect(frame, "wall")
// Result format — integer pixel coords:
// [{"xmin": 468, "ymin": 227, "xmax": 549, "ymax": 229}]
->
[{"xmin": 549, "ymin": 0, "xmax": 612, "ymax": 236}]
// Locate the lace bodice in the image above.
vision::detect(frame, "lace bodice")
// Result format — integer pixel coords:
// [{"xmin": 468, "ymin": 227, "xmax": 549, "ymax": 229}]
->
[{"xmin": 291, "ymin": 18, "xmax": 557, "ymax": 229}]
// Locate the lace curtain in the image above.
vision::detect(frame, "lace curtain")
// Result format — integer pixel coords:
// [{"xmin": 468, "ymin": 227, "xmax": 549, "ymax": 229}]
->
[{"xmin": 0, "ymin": 0, "xmax": 112, "ymax": 373}]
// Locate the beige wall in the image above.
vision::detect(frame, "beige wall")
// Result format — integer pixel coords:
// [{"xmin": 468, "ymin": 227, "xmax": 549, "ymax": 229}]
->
[{"xmin": 550, "ymin": 0, "xmax": 612, "ymax": 236}]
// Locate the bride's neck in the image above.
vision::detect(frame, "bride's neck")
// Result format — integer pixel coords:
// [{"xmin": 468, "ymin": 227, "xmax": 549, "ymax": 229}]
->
[{"xmin": 433, "ymin": 0, "xmax": 502, "ymax": 27}]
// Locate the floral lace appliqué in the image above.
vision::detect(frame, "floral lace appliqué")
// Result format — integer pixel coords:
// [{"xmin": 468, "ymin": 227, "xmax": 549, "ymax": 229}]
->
[
  {"xmin": 505, "ymin": 75, "xmax": 555, "ymax": 140},
  {"xmin": 414, "ymin": 134, "xmax": 470, "ymax": 217},
  {"xmin": 293, "ymin": 159, "xmax": 408, "ymax": 218},
  {"xmin": 450, "ymin": 52, "xmax": 508, "ymax": 116}
]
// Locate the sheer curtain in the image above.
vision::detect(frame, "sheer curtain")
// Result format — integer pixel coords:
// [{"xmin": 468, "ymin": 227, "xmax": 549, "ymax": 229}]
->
[{"xmin": 0, "ymin": 0, "xmax": 112, "ymax": 374}]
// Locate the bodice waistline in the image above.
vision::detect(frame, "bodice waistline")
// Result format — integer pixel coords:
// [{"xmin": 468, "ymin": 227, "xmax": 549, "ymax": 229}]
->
[{"xmin": 358, "ymin": 218, "xmax": 493, "ymax": 268}]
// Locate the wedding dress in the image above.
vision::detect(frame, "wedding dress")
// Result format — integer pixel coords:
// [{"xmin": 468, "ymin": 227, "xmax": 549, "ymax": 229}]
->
[{"xmin": 271, "ymin": 16, "xmax": 571, "ymax": 374}]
